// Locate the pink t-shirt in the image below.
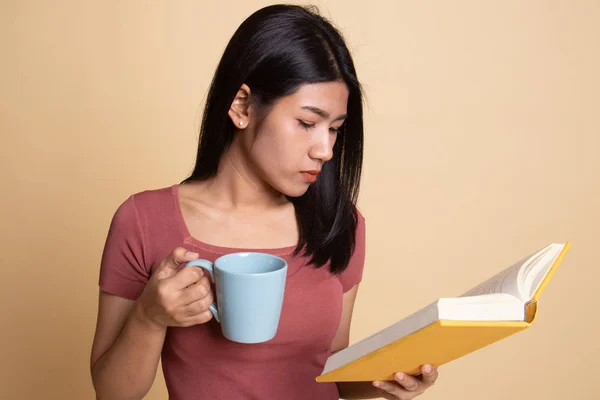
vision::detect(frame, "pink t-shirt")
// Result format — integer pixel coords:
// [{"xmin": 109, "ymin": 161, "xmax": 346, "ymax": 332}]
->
[{"xmin": 99, "ymin": 184, "xmax": 366, "ymax": 399}]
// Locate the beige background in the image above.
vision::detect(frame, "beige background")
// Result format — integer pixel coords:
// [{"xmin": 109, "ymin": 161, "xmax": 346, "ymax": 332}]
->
[{"xmin": 1, "ymin": 1, "xmax": 599, "ymax": 399}]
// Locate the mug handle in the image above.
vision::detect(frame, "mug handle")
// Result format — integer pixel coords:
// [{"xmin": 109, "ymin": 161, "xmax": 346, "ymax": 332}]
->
[{"xmin": 184, "ymin": 259, "xmax": 220, "ymax": 323}]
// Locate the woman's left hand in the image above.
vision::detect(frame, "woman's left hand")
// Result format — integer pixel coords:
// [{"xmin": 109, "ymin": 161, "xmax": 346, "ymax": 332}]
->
[{"xmin": 372, "ymin": 364, "xmax": 438, "ymax": 400}]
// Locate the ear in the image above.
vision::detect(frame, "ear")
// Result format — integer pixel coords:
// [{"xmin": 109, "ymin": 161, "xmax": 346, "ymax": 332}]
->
[{"xmin": 228, "ymin": 84, "xmax": 252, "ymax": 129}]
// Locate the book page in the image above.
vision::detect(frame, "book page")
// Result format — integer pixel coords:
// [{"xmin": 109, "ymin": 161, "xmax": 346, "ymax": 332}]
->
[
  {"xmin": 524, "ymin": 244, "xmax": 563, "ymax": 298},
  {"xmin": 459, "ymin": 255, "xmax": 530, "ymax": 300}
]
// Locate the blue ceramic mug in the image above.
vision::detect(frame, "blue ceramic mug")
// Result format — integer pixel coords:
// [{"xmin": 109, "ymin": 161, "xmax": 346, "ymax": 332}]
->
[{"xmin": 185, "ymin": 252, "xmax": 287, "ymax": 344}]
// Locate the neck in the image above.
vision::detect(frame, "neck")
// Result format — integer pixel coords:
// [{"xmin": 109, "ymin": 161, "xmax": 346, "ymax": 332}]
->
[{"xmin": 203, "ymin": 135, "xmax": 286, "ymax": 211}]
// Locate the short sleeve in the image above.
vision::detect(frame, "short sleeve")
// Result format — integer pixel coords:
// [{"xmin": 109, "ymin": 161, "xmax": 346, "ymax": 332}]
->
[
  {"xmin": 98, "ymin": 195, "xmax": 149, "ymax": 301},
  {"xmin": 338, "ymin": 208, "xmax": 366, "ymax": 293}
]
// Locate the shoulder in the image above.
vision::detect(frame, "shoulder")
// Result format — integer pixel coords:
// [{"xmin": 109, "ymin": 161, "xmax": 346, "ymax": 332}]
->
[
  {"xmin": 99, "ymin": 186, "xmax": 177, "ymax": 300},
  {"xmin": 336, "ymin": 204, "xmax": 366, "ymax": 292},
  {"xmin": 353, "ymin": 204, "xmax": 366, "ymax": 251},
  {"xmin": 107, "ymin": 183, "xmax": 181, "ymax": 247},
  {"xmin": 356, "ymin": 205, "xmax": 365, "ymax": 223},
  {"xmin": 125, "ymin": 184, "xmax": 179, "ymax": 215},
  {"xmin": 106, "ymin": 184, "xmax": 178, "ymax": 236},
  {"xmin": 354, "ymin": 205, "xmax": 366, "ymax": 240}
]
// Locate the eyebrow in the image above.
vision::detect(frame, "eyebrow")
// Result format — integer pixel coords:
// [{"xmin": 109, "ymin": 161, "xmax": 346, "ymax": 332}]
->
[{"xmin": 301, "ymin": 106, "xmax": 347, "ymax": 122}]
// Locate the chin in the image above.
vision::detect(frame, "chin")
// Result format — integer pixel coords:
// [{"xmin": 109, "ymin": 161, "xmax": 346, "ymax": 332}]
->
[
  {"xmin": 272, "ymin": 181, "xmax": 311, "ymax": 198},
  {"xmin": 285, "ymin": 187, "xmax": 310, "ymax": 198}
]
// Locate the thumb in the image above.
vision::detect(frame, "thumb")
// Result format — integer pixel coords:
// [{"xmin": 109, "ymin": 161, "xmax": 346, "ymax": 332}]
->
[
  {"xmin": 156, "ymin": 247, "xmax": 199, "ymax": 279},
  {"xmin": 166, "ymin": 247, "xmax": 199, "ymax": 269}
]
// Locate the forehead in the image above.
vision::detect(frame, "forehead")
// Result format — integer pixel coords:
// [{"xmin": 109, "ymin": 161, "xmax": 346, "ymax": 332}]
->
[{"xmin": 275, "ymin": 81, "xmax": 349, "ymax": 115}]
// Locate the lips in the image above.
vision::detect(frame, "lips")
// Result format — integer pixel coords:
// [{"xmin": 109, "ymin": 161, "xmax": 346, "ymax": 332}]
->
[{"xmin": 300, "ymin": 170, "xmax": 320, "ymax": 183}]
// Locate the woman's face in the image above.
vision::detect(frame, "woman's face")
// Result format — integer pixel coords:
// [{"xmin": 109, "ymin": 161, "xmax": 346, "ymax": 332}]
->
[{"xmin": 238, "ymin": 81, "xmax": 349, "ymax": 197}]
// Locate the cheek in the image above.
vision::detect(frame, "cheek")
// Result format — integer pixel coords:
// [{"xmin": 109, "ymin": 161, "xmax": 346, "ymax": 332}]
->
[
  {"xmin": 252, "ymin": 123, "xmax": 303, "ymax": 172},
  {"xmin": 248, "ymin": 127, "xmax": 311, "ymax": 195}
]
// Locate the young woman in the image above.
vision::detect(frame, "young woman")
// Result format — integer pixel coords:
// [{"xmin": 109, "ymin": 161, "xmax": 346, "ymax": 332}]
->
[{"xmin": 90, "ymin": 4, "xmax": 438, "ymax": 399}]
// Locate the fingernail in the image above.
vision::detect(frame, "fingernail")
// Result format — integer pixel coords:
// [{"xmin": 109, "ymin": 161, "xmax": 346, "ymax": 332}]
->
[
  {"xmin": 423, "ymin": 365, "xmax": 432, "ymax": 373},
  {"xmin": 396, "ymin": 372, "xmax": 405, "ymax": 381},
  {"xmin": 186, "ymin": 251, "xmax": 198, "ymax": 258}
]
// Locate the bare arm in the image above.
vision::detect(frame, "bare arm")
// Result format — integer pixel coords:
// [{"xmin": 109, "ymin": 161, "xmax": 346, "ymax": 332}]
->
[
  {"xmin": 332, "ymin": 285, "xmax": 385, "ymax": 399},
  {"xmin": 90, "ymin": 292, "xmax": 167, "ymax": 400},
  {"xmin": 90, "ymin": 248, "xmax": 214, "ymax": 400}
]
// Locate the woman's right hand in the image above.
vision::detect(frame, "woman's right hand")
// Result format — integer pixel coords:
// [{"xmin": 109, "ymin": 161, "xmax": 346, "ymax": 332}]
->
[{"xmin": 135, "ymin": 247, "xmax": 215, "ymax": 330}]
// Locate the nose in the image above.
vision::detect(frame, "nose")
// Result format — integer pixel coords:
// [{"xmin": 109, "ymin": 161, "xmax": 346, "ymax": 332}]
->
[{"xmin": 308, "ymin": 129, "xmax": 335, "ymax": 163}]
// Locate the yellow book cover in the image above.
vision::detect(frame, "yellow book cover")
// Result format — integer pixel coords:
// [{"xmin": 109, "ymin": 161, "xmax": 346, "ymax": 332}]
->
[{"xmin": 316, "ymin": 242, "xmax": 571, "ymax": 383}]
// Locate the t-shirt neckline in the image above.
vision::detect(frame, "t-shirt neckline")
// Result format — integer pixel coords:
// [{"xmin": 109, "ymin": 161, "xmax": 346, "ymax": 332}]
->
[{"xmin": 170, "ymin": 184, "xmax": 298, "ymax": 257}]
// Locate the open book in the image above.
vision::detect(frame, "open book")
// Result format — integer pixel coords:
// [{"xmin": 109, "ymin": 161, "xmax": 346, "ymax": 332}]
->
[{"xmin": 316, "ymin": 242, "xmax": 571, "ymax": 382}]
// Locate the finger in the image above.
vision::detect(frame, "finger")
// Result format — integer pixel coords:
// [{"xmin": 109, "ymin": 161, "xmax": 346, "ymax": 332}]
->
[
  {"xmin": 183, "ymin": 291, "xmax": 215, "ymax": 317},
  {"xmin": 179, "ymin": 276, "xmax": 211, "ymax": 306},
  {"xmin": 394, "ymin": 372, "xmax": 421, "ymax": 392},
  {"xmin": 164, "ymin": 265, "xmax": 205, "ymax": 291},
  {"xmin": 371, "ymin": 386, "xmax": 397, "ymax": 400},
  {"xmin": 179, "ymin": 309, "xmax": 214, "ymax": 326},
  {"xmin": 162, "ymin": 247, "xmax": 199, "ymax": 271},
  {"xmin": 372, "ymin": 381, "xmax": 411, "ymax": 399},
  {"xmin": 420, "ymin": 364, "xmax": 438, "ymax": 386}
]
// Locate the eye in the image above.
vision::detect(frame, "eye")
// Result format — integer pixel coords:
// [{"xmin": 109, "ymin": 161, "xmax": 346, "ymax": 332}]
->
[
  {"xmin": 298, "ymin": 120, "xmax": 315, "ymax": 130},
  {"xmin": 331, "ymin": 122, "xmax": 345, "ymax": 135}
]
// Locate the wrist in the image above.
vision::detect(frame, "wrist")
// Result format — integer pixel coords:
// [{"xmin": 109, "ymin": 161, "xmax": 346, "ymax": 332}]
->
[{"xmin": 131, "ymin": 301, "xmax": 166, "ymax": 333}]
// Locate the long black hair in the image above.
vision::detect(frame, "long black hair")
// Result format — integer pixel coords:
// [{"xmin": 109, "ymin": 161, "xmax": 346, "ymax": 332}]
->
[{"xmin": 182, "ymin": 4, "xmax": 364, "ymax": 275}]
